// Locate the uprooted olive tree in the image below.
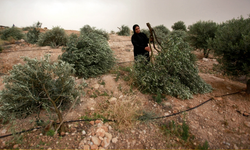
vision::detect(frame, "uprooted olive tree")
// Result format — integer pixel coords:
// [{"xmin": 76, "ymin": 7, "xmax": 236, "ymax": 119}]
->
[
  {"xmin": 133, "ymin": 31, "xmax": 212, "ymax": 99},
  {"xmin": 60, "ymin": 25, "xmax": 115, "ymax": 78},
  {"xmin": 0, "ymin": 55, "xmax": 84, "ymax": 134}
]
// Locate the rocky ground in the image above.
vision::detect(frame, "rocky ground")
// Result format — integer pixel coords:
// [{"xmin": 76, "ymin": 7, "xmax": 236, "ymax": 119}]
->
[{"xmin": 0, "ymin": 32, "xmax": 250, "ymax": 149}]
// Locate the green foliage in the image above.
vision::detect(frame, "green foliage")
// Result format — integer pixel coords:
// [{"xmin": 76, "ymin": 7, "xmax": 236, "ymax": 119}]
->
[
  {"xmin": 153, "ymin": 25, "xmax": 171, "ymax": 43},
  {"xmin": 198, "ymin": 140, "xmax": 209, "ymax": 150},
  {"xmin": 117, "ymin": 25, "xmax": 130, "ymax": 36},
  {"xmin": 22, "ymin": 26, "xmax": 32, "ymax": 31},
  {"xmin": 133, "ymin": 33, "xmax": 212, "ymax": 99},
  {"xmin": 0, "ymin": 39, "xmax": 3, "ymax": 52},
  {"xmin": 188, "ymin": 20, "xmax": 217, "ymax": 58},
  {"xmin": 161, "ymin": 120, "xmax": 189, "ymax": 141},
  {"xmin": 170, "ymin": 30, "xmax": 188, "ymax": 42},
  {"xmin": 37, "ymin": 26, "xmax": 68, "ymax": 47},
  {"xmin": 80, "ymin": 25, "xmax": 109, "ymax": 40},
  {"xmin": 141, "ymin": 28, "xmax": 150, "ymax": 37},
  {"xmin": 171, "ymin": 21, "xmax": 187, "ymax": 31},
  {"xmin": 60, "ymin": 29, "xmax": 115, "ymax": 78},
  {"xmin": 0, "ymin": 27, "xmax": 24, "ymax": 40},
  {"xmin": 209, "ymin": 16, "xmax": 250, "ymax": 77},
  {"xmin": 0, "ymin": 55, "xmax": 80, "ymax": 119},
  {"xmin": 26, "ymin": 21, "xmax": 42, "ymax": 44},
  {"xmin": 46, "ymin": 129, "xmax": 55, "ymax": 137}
]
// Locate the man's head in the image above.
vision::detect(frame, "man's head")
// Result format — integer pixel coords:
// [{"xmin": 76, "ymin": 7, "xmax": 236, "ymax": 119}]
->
[{"xmin": 133, "ymin": 24, "xmax": 140, "ymax": 34}]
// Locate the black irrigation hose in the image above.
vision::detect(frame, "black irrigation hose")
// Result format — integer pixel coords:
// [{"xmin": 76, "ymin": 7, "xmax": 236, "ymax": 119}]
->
[
  {"xmin": 0, "ymin": 119, "xmax": 115, "ymax": 139},
  {"xmin": 0, "ymin": 91, "xmax": 242, "ymax": 139}
]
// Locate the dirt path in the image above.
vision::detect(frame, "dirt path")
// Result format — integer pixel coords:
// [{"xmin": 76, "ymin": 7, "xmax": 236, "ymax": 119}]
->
[{"xmin": 0, "ymin": 33, "xmax": 250, "ymax": 149}]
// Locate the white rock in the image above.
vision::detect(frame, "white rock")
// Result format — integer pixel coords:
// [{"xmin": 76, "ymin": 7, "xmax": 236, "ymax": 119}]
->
[
  {"xmin": 109, "ymin": 97, "xmax": 117, "ymax": 104},
  {"xmin": 105, "ymin": 132, "xmax": 112, "ymax": 141},
  {"xmin": 1, "ymin": 129, "xmax": 7, "ymax": 134},
  {"xmin": 93, "ymin": 84, "xmax": 100, "ymax": 89},
  {"xmin": 119, "ymin": 95, "xmax": 123, "ymax": 99},
  {"xmin": 112, "ymin": 137, "xmax": 118, "ymax": 143},
  {"xmin": 203, "ymin": 58, "xmax": 209, "ymax": 61},
  {"xmin": 244, "ymin": 121, "xmax": 250, "ymax": 128},
  {"xmin": 91, "ymin": 136, "xmax": 101, "ymax": 146},
  {"xmin": 82, "ymin": 130, "xmax": 86, "ymax": 135}
]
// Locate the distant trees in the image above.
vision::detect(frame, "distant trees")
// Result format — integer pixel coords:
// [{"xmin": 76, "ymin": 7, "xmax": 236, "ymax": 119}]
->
[
  {"xmin": 26, "ymin": 21, "xmax": 42, "ymax": 44},
  {"xmin": 188, "ymin": 20, "xmax": 217, "ymax": 58},
  {"xmin": 117, "ymin": 25, "xmax": 130, "ymax": 36},
  {"xmin": 171, "ymin": 21, "xmax": 187, "ymax": 31},
  {"xmin": 37, "ymin": 26, "xmax": 68, "ymax": 47},
  {"xmin": 0, "ymin": 27, "xmax": 24, "ymax": 41},
  {"xmin": 208, "ymin": 16, "xmax": 250, "ymax": 93}
]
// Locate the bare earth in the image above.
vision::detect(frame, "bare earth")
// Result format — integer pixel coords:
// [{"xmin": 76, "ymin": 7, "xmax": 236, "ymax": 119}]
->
[{"xmin": 0, "ymin": 31, "xmax": 250, "ymax": 149}]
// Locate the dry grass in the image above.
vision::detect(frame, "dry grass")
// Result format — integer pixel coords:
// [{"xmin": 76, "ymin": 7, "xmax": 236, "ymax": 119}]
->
[{"xmin": 95, "ymin": 94, "xmax": 143, "ymax": 130}]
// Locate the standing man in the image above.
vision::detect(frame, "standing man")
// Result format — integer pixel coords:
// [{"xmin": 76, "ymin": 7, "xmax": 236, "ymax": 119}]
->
[{"xmin": 131, "ymin": 24, "xmax": 151, "ymax": 61}]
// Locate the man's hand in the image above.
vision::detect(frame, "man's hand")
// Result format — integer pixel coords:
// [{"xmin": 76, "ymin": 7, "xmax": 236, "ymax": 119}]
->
[{"xmin": 145, "ymin": 47, "xmax": 151, "ymax": 52}]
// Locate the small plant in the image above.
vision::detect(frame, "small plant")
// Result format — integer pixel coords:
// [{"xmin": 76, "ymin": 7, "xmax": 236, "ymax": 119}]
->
[
  {"xmin": 152, "ymin": 91, "xmax": 163, "ymax": 103},
  {"xmin": 198, "ymin": 140, "xmax": 209, "ymax": 150},
  {"xmin": 37, "ymin": 26, "xmax": 68, "ymax": 47},
  {"xmin": 117, "ymin": 25, "xmax": 130, "ymax": 36},
  {"xmin": 46, "ymin": 129, "xmax": 55, "ymax": 137}
]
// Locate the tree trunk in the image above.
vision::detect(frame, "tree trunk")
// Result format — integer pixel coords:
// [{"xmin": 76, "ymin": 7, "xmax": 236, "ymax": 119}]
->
[{"xmin": 247, "ymin": 79, "xmax": 250, "ymax": 94}]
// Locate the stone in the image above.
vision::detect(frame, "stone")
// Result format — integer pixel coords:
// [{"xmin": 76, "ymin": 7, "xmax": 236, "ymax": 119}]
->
[
  {"xmin": 79, "ymin": 140, "xmax": 85, "ymax": 148},
  {"xmin": 99, "ymin": 147, "xmax": 105, "ymax": 150},
  {"xmin": 82, "ymin": 130, "xmax": 86, "ymax": 135},
  {"xmin": 91, "ymin": 136, "xmax": 101, "ymax": 146},
  {"xmin": 90, "ymin": 121, "xmax": 95, "ymax": 125},
  {"xmin": 203, "ymin": 58, "xmax": 209, "ymax": 61},
  {"xmin": 105, "ymin": 132, "xmax": 112, "ymax": 140},
  {"xmin": 95, "ymin": 120, "xmax": 102, "ymax": 124},
  {"xmin": 164, "ymin": 113, "xmax": 170, "ymax": 116},
  {"xmin": 109, "ymin": 97, "xmax": 117, "ymax": 104},
  {"xmin": 60, "ymin": 132, "xmax": 65, "ymax": 136},
  {"xmin": 119, "ymin": 95, "xmax": 123, "ymax": 99},
  {"xmin": 47, "ymin": 148, "xmax": 52, "ymax": 150},
  {"xmin": 1, "ymin": 129, "xmax": 7, "ymax": 134},
  {"xmin": 173, "ymin": 110, "xmax": 178, "ymax": 114},
  {"xmin": 208, "ymin": 132, "xmax": 212, "ymax": 136},
  {"xmin": 243, "ymin": 112, "xmax": 249, "ymax": 116},
  {"xmin": 108, "ymin": 126, "xmax": 112, "ymax": 131},
  {"xmin": 163, "ymin": 102, "xmax": 171, "ymax": 107},
  {"xmin": 215, "ymin": 97, "xmax": 223, "ymax": 101},
  {"xmin": 100, "ymin": 126, "xmax": 109, "ymax": 132},
  {"xmin": 90, "ymin": 144, "xmax": 98, "ymax": 150},
  {"xmin": 244, "ymin": 121, "xmax": 250, "ymax": 128},
  {"xmin": 101, "ymin": 137, "xmax": 111, "ymax": 148},
  {"xmin": 96, "ymin": 128, "xmax": 106, "ymax": 137},
  {"xmin": 93, "ymin": 84, "xmax": 99, "ymax": 89},
  {"xmin": 231, "ymin": 118, "xmax": 236, "ymax": 122},
  {"xmin": 83, "ymin": 145, "xmax": 90, "ymax": 150},
  {"xmin": 234, "ymin": 144, "xmax": 239, "ymax": 150},
  {"xmin": 112, "ymin": 137, "xmax": 118, "ymax": 143},
  {"xmin": 13, "ymin": 144, "xmax": 18, "ymax": 149}
]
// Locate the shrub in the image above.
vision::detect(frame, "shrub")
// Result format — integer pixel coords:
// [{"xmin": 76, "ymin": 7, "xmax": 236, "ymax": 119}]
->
[
  {"xmin": 37, "ymin": 26, "xmax": 68, "ymax": 47},
  {"xmin": 117, "ymin": 25, "xmax": 130, "ymax": 36},
  {"xmin": 80, "ymin": 25, "xmax": 109, "ymax": 40},
  {"xmin": 188, "ymin": 20, "xmax": 218, "ymax": 58},
  {"xmin": 133, "ymin": 33, "xmax": 212, "ymax": 99},
  {"xmin": 0, "ymin": 27, "xmax": 24, "ymax": 40},
  {"xmin": 209, "ymin": 16, "xmax": 250, "ymax": 93},
  {"xmin": 0, "ymin": 54, "xmax": 81, "ymax": 119},
  {"xmin": 26, "ymin": 21, "xmax": 42, "ymax": 44},
  {"xmin": 60, "ymin": 31, "xmax": 115, "ymax": 78},
  {"xmin": 171, "ymin": 21, "xmax": 187, "ymax": 31}
]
